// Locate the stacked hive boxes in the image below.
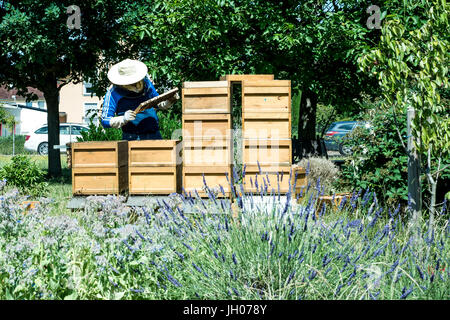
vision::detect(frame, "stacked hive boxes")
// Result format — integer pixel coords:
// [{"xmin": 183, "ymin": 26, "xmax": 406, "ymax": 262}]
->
[
  {"xmin": 72, "ymin": 141, "xmax": 128, "ymax": 195},
  {"xmin": 128, "ymin": 140, "xmax": 181, "ymax": 195},
  {"xmin": 182, "ymin": 81, "xmax": 233, "ymax": 197},
  {"xmin": 241, "ymin": 80, "xmax": 294, "ymax": 193}
]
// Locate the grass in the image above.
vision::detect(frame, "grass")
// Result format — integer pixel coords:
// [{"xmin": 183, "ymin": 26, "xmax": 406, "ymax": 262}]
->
[{"xmin": 0, "ymin": 154, "xmax": 72, "ymax": 216}]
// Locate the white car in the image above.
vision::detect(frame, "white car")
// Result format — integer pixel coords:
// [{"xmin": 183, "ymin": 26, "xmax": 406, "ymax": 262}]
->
[{"xmin": 24, "ymin": 123, "xmax": 89, "ymax": 155}]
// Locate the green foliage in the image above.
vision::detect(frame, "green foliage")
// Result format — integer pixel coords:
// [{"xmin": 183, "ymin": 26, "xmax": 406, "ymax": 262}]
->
[
  {"xmin": 0, "ymin": 135, "xmax": 33, "ymax": 155},
  {"xmin": 0, "ymin": 105, "xmax": 16, "ymax": 127},
  {"xmin": 0, "ymin": 154, "xmax": 48, "ymax": 197},
  {"xmin": 77, "ymin": 122, "xmax": 122, "ymax": 142},
  {"xmin": 340, "ymin": 108, "xmax": 409, "ymax": 206},
  {"xmin": 157, "ymin": 109, "xmax": 181, "ymax": 140},
  {"xmin": 358, "ymin": 0, "xmax": 450, "ymax": 212}
]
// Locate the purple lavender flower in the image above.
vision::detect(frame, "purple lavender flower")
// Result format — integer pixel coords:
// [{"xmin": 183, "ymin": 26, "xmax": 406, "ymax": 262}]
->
[
  {"xmin": 182, "ymin": 242, "xmax": 193, "ymax": 251},
  {"xmin": 192, "ymin": 263, "xmax": 203, "ymax": 274},
  {"xmin": 232, "ymin": 253, "xmax": 238, "ymax": 265},
  {"xmin": 287, "ymin": 270, "xmax": 296, "ymax": 284},
  {"xmin": 400, "ymin": 285, "xmax": 413, "ymax": 299}
]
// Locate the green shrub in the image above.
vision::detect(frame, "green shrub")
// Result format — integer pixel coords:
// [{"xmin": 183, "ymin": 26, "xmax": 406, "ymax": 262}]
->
[
  {"xmin": 157, "ymin": 109, "xmax": 181, "ymax": 140},
  {"xmin": 298, "ymin": 157, "xmax": 341, "ymax": 194},
  {"xmin": 340, "ymin": 108, "xmax": 409, "ymax": 206},
  {"xmin": 77, "ymin": 121, "xmax": 122, "ymax": 142},
  {"xmin": 0, "ymin": 154, "xmax": 48, "ymax": 197}
]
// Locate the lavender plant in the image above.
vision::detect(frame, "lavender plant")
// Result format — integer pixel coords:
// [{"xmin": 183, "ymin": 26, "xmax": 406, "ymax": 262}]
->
[{"xmin": 0, "ymin": 174, "xmax": 448, "ymax": 300}]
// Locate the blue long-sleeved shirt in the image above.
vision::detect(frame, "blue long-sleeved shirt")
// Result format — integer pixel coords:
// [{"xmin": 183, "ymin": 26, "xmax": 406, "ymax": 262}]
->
[{"xmin": 101, "ymin": 76, "xmax": 160, "ymax": 134}]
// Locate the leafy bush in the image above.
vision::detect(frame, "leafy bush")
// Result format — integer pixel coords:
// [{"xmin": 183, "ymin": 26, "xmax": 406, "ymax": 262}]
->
[
  {"xmin": 298, "ymin": 157, "xmax": 341, "ymax": 194},
  {"xmin": 340, "ymin": 108, "xmax": 409, "ymax": 206},
  {"xmin": 157, "ymin": 110, "xmax": 181, "ymax": 140},
  {"xmin": 77, "ymin": 121, "xmax": 123, "ymax": 142},
  {"xmin": 0, "ymin": 135, "xmax": 34, "ymax": 155},
  {"xmin": 0, "ymin": 155, "xmax": 48, "ymax": 197}
]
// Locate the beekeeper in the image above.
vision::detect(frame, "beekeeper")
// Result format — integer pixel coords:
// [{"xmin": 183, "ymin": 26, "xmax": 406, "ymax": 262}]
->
[{"xmin": 101, "ymin": 59, "xmax": 179, "ymax": 140}]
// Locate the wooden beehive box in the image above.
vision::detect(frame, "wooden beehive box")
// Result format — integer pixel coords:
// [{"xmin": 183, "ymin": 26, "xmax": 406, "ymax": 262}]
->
[
  {"xmin": 183, "ymin": 166, "xmax": 232, "ymax": 198},
  {"xmin": 128, "ymin": 140, "xmax": 181, "ymax": 195},
  {"xmin": 71, "ymin": 141, "xmax": 128, "ymax": 168},
  {"xmin": 243, "ymin": 139, "xmax": 292, "ymax": 166},
  {"xmin": 128, "ymin": 140, "xmax": 181, "ymax": 167},
  {"xmin": 71, "ymin": 141, "xmax": 128, "ymax": 195},
  {"xmin": 242, "ymin": 80, "xmax": 291, "ymax": 114},
  {"xmin": 182, "ymin": 81, "xmax": 230, "ymax": 114},
  {"xmin": 72, "ymin": 166, "xmax": 128, "ymax": 195},
  {"xmin": 242, "ymin": 112, "xmax": 291, "ymax": 139},
  {"xmin": 129, "ymin": 166, "xmax": 181, "ymax": 195},
  {"xmin": 183, "ymin": 113, "xmax": 232, "ymax": 139},
  {"xmin": 243, "ymin": 165, "xmax": 295, "ymax": 194},
  {"xmin": 183, "ymin": 138, "xmax": 232, "ymax": 166}
]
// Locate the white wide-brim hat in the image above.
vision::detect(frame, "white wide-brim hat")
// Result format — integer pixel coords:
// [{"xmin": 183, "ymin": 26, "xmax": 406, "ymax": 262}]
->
[{"xmin": 107, "ymin": 59, "xmax": 148, "ymax": 86}]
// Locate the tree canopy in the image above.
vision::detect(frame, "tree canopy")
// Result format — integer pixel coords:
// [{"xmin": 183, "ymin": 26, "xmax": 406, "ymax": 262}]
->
[{"xmin": 0, "ymin": 0, "xmax": 134, "ymax": 176}]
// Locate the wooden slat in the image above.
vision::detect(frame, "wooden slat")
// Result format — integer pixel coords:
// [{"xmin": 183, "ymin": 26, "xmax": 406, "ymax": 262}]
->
[
  {"xmin": 242, "ymin": 111, "xmax": 290, "ymax": 119},
  {"xmin": 243, "ymin": 80, "xmax": 291, "ymax": 87},
  {"xmin": 182, "ymin": 165, "xmax": 232, "ymax": 198},
  {"xmin": 183, "ymin": 81, "xmax": 229, "ymax": 88},
  {"xmin": 72, "ymin": 166, "xmax": 128, "ymax": 195},
  {"xmin": 219, "ymin": 74, "xmax": 274, "ymax": 81},
  {"xmin": 243, "ymin": 139, "xmax": 292, "ymax": 165},
  {"xmin": 129, "ymin": 140, "xmax": 181, "ymax": 167},
  {"xmin": 129, "ymin": 166, "xmax": 179, "ymax": 195},
  {"xmin": 183, "ymin": 113, "xmax": 231, "ymax": 139},
  {"xmin": 242, "ymin": 118, "xmax": 290, "ymax": 139},
  {"xmin": 72, "ymin": 141, "xmax": 128, "ymax": 168},
  {"xmin": 183, "ymin": 138, "xmax": 232, "ymax": 166},
  {"xmin": 244, "ymin": 87, "xmax": 290, "ymax": 94},
  {"xmin": 182, "ymin": 85, "xmax": 231, "ymax": 113},
  {"xmin": 183, "ymin": 87, "xmax": 229, "ymax": 95}
]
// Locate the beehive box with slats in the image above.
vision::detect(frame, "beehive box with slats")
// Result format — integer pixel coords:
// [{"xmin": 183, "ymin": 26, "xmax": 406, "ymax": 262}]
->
[
  {"xmin": 182, "ymin": 113, "xmax": 232, "ymax": 139},
  {"xmin": 182, "ymin": 81, "xmax": 231, "ymax": 114},
  {"xmin": 128, "ymin": 140, "xmax": 181, "ymax": 195},
  {"xmin": 71, "ymin": 141, "xmax": 128, "ymax": 195},
  {"xmin": 182, "ymin": 166, "xmax": 232, "ymax": 198},
  {"xmin": 219, "ymin": 74, "xmax": 275, "ymax": 82},
  {"xmin": 242, "ymin": 80, "xmax": 291, "ymax": 140},
  {"xmin": 243, "ymin": 139, "xmax": 291, "ymax": 166},
  {"xmin": 183, "ymin": 137, "xmax": 232, "ymax": 166}
]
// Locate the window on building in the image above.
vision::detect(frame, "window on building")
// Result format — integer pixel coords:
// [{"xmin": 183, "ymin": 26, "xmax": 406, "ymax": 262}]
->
[
  {"xmin": 83, "ymin": 103, "xmax": 99, "ymax": 125},
  {"xmin": 37, "ymin": 101, "xmax": 45, "ymax": 109},
  {"xmin": 83, "ymin": 82, "xmax": 96, "ymax": 96},
  {"xmin": 26, "ymin": 101, "xmax": 33, "ymax": 108}
]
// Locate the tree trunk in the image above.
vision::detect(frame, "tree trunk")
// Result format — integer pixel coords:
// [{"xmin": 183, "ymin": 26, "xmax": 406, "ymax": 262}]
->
[
  {"xmin": 42, "ymin": 79, "xmax": 61, "ymax": 178},
  {"xmin": 297, "ymin": 88, "xmax": 320, "ymax": 158}
]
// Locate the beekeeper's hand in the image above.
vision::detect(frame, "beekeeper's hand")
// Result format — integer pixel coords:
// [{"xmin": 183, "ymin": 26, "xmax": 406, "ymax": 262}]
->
[
  {"xmin": 124, "ymin": 110, "xmax": 136, "ymax": 122},
  {"xmin": 109, "ymin": 110, "xmax": 136, "ymax": 128},
  {"xmin": 158, "ymin": 93, "xmax": 179, "ymax": 111}
]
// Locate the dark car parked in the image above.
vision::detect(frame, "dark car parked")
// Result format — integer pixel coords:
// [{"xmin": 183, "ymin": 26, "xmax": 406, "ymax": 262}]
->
[{"xmin": 324, "ymin": 121, "xmax": 369, "ymax": 156}]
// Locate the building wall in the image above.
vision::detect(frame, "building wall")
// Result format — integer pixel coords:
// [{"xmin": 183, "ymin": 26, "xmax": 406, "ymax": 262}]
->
[
  {"xmin": 59, "ymin": 82, "xmax": 102, "ymax": 124},
  {"xmin": 20, "ymin": 108, "xmax": 47, "ymax": 135}
]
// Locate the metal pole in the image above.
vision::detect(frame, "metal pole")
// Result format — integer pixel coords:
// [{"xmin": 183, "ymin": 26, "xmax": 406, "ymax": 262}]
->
[
  {"xmin": 407, "ymin": 107, "xmax": 421, "ymax": 224},
  {"xmin": 12, "ymin": 96, "xmax": 16, "ymax": 156}
]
